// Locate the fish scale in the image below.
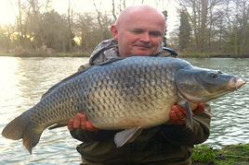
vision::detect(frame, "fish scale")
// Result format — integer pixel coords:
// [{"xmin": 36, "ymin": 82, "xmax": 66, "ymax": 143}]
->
[{"xmin": 2, "ymin": 56, "xmax": 246, "ymax": 153}]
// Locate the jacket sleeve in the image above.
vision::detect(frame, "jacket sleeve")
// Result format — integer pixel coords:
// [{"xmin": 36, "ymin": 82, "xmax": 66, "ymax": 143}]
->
[
  {"xmin": 70, "ymin": 129, "xmax": 118, "ymax": 142},
  {"xmin": 160, "ymin": 103, "xmax": 211, "ymax": 146}
]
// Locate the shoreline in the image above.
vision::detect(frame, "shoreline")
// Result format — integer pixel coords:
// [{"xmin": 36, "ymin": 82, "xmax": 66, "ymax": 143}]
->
[{"xmin": 0, "ymin": 53, "xmax": 249, "ymax": 58}]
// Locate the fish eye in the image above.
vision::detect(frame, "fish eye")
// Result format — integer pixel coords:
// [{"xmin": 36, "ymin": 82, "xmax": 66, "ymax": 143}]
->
[
  {"xmin": 217, "ymin": 70, "xmax": 222, "ymax": 74},
  {"xmin": 209, "ymin": 72, "xmax": 218, "ymax": 78}
]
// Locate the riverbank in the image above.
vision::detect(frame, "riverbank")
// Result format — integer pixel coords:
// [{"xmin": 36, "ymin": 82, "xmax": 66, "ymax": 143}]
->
[
  {"xmin": 0, "ymin": 51, "xmax": 249, "ymax": 58},
  {"xmin": 0, "ymin": 51, "xmax": 90, "ymax": 57},
  {"xmin": 192, "ymin": 144, "xmax": 249, "ymax": 165},
  {"xmin": 179, "ymin": 51, "xmax": 249, "ymax": 58}
]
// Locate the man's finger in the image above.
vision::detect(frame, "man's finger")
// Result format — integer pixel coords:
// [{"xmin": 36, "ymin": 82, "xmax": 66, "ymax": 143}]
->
[
  {"xmin": 72, "ymin": 113, "xmax": 84, "ymax": 129},
  {"xmin": 67, "ymin": 118, "xmax": 74, "ymax": 131},
  {"xmin": 85, "ymin": 121, "xmax": 96, "ymax": 131},
  {"xmin": 169, "ymin": 105, "xmax": 187, "ymax": 125},
  {"xmin": 175, "ymin": 108, "xmax": 186, "ymax": 120},
  {"xmin": 193, "ymin": 103, "xmax": 205, "ymax": 115}
]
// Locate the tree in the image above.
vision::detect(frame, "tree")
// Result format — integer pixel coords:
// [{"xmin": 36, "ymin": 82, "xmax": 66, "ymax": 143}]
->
[
  {"xmin": 178, "ymin": 10, "xmax": 191, "ymax": 50},
  {"xmin": 67, "ymin": 0, "xmax": 73, "ymax": 52},
  {"xmin": 0, "ymin": 25, "xmax": 14, "ymax": 53},
  {"xmin": 178, "ymin": 0, "xmax": 209, "ymax": 51},
  {"xmin": 40, "ymin": 10, "xmax": 74, "ymax": 52},
  {"xmin": 232, "ymin": 0, "xmax": 249, "ymax": 56},
  {"xmin": 162, "ymin": 10, "xmax": 168, "ymax": 47},
  {"xmin": 75, "ymin": 12, "xmax": 112, "ymax": 52}
]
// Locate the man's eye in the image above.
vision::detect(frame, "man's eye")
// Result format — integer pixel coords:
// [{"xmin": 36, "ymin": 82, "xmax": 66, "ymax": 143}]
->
[
  {"xmin": 131, "ymin": 30, "xmax": 143, "ymax": 34},
  {"xmin": 150, "ymin": 32, "xmax": 163, "ymax": 37}
]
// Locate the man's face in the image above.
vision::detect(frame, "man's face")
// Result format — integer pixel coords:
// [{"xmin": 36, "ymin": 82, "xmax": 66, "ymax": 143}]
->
[{"xmin": 111, "ymin": 11, "xmax": 165, "ymax": 57}]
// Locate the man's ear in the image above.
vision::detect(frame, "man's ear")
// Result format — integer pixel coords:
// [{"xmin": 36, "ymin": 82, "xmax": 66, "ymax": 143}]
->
[{"xmin": 110, "ymin": 25, "xmax": 118, "ymax": 40}]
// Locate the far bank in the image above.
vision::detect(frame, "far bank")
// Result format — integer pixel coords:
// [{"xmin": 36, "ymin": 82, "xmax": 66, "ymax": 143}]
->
[{"xmin": 0, "ymin": 51, "xmax": 249, "ymax": 58}]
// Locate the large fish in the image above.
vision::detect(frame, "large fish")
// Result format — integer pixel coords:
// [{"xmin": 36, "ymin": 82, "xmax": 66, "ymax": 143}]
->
[{"xmin": 2, "ymin": 57, "xmax": 246, "ymax": 153}]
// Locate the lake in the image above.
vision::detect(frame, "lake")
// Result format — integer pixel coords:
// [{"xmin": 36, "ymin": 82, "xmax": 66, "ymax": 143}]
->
[{"xmin": 0, "ymin": 57, "xmax": 248, "ymax": 164}]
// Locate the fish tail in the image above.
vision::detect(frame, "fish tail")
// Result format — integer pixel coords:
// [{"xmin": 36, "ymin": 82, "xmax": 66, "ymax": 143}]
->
[{"xmin": 2, "ymin": 111, "xmax": 43, "ymax": 154}]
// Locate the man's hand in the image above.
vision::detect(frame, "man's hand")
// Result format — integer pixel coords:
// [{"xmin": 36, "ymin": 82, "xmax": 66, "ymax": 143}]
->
[
  {"xmin": 67, "ymin": 113, "xmax": 98, "ymax": 132},
  {"xmin": 169, "ymin": 103, "xmax": 205, "ymax": 125}
]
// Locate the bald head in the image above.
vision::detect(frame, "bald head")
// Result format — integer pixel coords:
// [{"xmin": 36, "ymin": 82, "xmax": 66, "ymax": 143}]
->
[{"xmin": 115, "ymin": 5, "xmax": 166, "ymax": 30}]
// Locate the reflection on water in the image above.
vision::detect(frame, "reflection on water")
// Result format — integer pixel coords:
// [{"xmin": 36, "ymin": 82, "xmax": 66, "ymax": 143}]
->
[{"xmin": 0, "ymin": 57, "xmax": 248, "ymax": 164}]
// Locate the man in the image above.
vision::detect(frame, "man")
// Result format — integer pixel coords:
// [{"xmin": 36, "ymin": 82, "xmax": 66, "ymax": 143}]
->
[{"xmin": 68, "ymin": 5, "xmax": 211, "ymax": 165}]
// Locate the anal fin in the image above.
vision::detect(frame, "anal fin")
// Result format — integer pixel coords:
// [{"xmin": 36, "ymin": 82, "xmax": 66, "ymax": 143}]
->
[{"xmin": 114, "ymin": 127, "xmax": 143, "ymax": 147}]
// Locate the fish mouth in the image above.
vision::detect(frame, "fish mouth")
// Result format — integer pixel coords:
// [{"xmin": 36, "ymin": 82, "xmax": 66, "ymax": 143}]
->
[{"xmin": 229, "ymin": 77, "xmax": 246, "ymax": 90}]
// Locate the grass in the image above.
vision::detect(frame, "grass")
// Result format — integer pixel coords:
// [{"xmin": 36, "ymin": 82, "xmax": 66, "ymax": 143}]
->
[{"xmin": 192, "ymin": 144, "xmax": 249, "ymax": 165}]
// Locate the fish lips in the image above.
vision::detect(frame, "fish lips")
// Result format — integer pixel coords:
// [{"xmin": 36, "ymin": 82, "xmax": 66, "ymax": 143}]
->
[{"xmin": 228, "ymin": 77, "xmax": 246, "ymax": 90}]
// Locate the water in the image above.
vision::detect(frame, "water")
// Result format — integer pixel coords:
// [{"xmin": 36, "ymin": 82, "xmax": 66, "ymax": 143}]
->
[
  {"xmin": 187, "ymin": 58, "xmax": 249, "ymax": 147},
  {"xmin": 0, "ymin": 57, "xmax": 248, "ymax": 164}
]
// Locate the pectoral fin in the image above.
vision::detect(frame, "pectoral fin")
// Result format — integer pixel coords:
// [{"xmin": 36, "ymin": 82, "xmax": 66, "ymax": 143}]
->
[
  {"xmin": 177, "ymin": 100, "xmax": 193, "ymax": 130},
  {"xmin": 114, "ymin": 127, "xmax": 143, "ymax": 147}
]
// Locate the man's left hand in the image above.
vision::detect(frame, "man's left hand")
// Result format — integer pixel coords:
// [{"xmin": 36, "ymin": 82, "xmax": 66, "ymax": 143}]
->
[{"xmin": 169, "ymin": 103, "xmax": 205, "ymax": 125}]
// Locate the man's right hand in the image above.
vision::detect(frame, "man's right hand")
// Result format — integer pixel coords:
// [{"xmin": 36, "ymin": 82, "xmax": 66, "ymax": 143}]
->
[{"xmin": 67, "ymin": 113, "xmax": 98, "ymax": 132}]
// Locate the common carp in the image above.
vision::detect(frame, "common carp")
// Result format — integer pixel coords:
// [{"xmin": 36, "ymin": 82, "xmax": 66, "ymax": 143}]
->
[{"xmin": 2, "ymin": 57, "xmax": 246, "ymax": 153}]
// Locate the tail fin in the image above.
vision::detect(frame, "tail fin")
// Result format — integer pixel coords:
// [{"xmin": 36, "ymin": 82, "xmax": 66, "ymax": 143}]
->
[{"xmin": 2, "ymin": 112, "xmax": 43, "ymax": 153}]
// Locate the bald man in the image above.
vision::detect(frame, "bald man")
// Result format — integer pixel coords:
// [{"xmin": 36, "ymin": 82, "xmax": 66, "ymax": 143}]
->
[
  {"xmin": 110, "ymin": 5, "xmax": 165, "ymax": 57},
  {"xmin": 68, "ymin": 5, "xmax": 211, "ymax": 165}
]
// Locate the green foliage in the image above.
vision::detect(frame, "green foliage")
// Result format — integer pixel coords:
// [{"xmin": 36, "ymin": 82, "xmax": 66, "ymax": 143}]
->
[{"xmin": 192, "ymin": 145, "xmax": 215, "ymax": 163}]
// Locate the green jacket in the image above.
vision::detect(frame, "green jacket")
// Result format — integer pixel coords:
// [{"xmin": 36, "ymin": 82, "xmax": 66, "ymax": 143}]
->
[{"xmin": 70, "ymin": 39, "xmax": 211, "ymax": 165}]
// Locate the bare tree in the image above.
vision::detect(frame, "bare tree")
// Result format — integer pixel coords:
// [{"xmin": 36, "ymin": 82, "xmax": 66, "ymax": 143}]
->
[
  {"xmin": 0, "ymin": 25, "xmax": 15, "ymax": 52},
  {"xmin": 17, "ymin": 0, "xmax": 25, "ymax": 48},
  {"xmin": 178, "ymin": 0, "xmax": 221, "ymax": 52},
  {"xmin": 179, "ymin": 10, "xmax": 191, "ymax": 51},
  {"xmin": 67, "ymin": 0, "xmax": 72, "ymax": 52},
  {"xmin": 112, "ymin": 0, "xmax": 117, "ymax": 21}
]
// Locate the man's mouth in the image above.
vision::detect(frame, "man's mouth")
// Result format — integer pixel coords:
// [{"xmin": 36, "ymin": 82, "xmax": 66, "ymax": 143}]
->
[{"xmin": 134, "ymin": 45, "xmax": 151, "ymax": 49}]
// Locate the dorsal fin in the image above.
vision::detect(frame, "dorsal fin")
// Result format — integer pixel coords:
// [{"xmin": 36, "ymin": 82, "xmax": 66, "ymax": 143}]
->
[
  {"xmin": 41, "ymin": 66, "xmax": 91, "ymax": 99},
  {"xmin": 97, "ymin": 57, "xmax": 123, "ymax": 66},
  {"xmin": 41, "ymin": 58, "xmax": 123, "ymax": 99}
]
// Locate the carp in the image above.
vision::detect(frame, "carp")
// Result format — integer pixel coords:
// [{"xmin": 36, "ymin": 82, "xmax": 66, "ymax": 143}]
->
[{"xmin": 2, "ymin": 57, "xmax": 246, "ymax": 153}]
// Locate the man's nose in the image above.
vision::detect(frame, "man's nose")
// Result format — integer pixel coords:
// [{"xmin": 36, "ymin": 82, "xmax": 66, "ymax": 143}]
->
[{"xmin": 140, "ymin": 33, "xmax": 150, "ymax": 42}]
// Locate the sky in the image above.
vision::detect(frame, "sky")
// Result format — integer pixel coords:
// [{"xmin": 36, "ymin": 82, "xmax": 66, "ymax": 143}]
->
[
  {"xmin": 0, "ymin": 0, "xmax": 179, "ymax": 33},
  {"xmin": 0, "ymin": 0, "xmax": 18, "ymax": 25}
]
